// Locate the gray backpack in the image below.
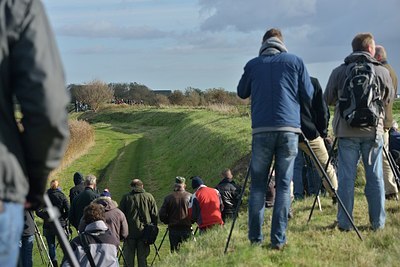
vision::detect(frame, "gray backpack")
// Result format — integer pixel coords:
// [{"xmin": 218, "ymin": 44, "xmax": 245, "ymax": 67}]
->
[{"xmin": 339, "ymin": 61, "xmax": 383, "ymax": 127}]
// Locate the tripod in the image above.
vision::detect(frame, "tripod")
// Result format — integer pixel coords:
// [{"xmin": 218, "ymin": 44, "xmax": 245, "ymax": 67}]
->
[
  {"xmin": 302, "ymin": 134, "xmax": 363, "ymax": 240},
  {"xmin": 224, "ymin": 158, "xmax": 251, "ymax": 254},
  {"xmin": 29, "ymin": 211, "xmax": 54, "ymax": 267},
  {"xmin": 150, "ymin": 228, "xmax": 168, "ymax": 267}
]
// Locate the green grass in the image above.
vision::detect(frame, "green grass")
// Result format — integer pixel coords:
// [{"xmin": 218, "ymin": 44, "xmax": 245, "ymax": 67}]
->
[{"xmin": 31, "ymin": 106, "xmax": 400, "ymax": 266}]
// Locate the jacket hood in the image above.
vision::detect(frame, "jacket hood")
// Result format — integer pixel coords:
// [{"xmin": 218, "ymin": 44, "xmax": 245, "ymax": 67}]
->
[
  {"xmin": 84, "ymin": 220, "xmax": 108, "ymax": 232},
  {"xmin": 93, "ymin": 196, "xmax": 118, "ymax": 211},
  {"xmin": 73, "ymin": 172, "xmax": 84, "ymax": 185},
  {"xmin": 344, "ymin": 51, "xmax": 380, "ymax": 65}
]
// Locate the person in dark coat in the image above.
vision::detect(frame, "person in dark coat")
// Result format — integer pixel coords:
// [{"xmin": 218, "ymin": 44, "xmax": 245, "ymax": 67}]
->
[
  {"xmin": 69, "ymin": 175, "xmax": 99, "ymax": 230},
  {"xmin": 0, "ymin": 1, "xmax": 69, "ymax": 265},
  {"xmin": 297, "ymin": 77, "xmax": 338, "ymax": 204},
  {"xmin": 69, "ymin": 172, "xmax": 85, "ymax": 204},
  {"xmin": 159, "ymin": 176, "xmax": 192, "ymax": 252},
  {"xmin": 215, "ymin": 169, "xmax": 241, "ymax": 222},
  {"xmin": 36, "ymin": 179, "xmax": 70, "ymax": 267}
]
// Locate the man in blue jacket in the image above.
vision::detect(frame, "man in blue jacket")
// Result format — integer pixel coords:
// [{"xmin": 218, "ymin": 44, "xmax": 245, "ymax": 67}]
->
[{"xmin": 237, "ymin": 28, "xmax": 313, "ymax": 250}]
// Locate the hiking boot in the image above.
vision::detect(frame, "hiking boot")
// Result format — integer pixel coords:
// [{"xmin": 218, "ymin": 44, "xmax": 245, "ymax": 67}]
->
[{"xmin": 385, "ymin": 193, "xmax": 399, "ymax": 201}]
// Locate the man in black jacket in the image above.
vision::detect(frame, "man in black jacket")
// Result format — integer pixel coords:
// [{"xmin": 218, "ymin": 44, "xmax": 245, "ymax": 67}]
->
[
  {"xmin": 159, "ymin": 176, "xmax": 192, "ymax": 252},
  {"xmin": 215, "ymin": 169, "xmax": 241, "ymax": 221},
  {"xmin": 37, "ymin": 179, "xmax": 70, "ymax": 267},
  {"xmin": 69, "ymin": 172, "xmax": 85, "ymax": 204},
  {"xmin": 298, "ymin": 77, "xmax": 338, "ymax": 203},
  {"xmin": 0, "ymin": 1, "xmax": 69, "ymax": 265},
  {"xmin": 69, "ymin": 175, "xmax": 99, "ymax": 230}
]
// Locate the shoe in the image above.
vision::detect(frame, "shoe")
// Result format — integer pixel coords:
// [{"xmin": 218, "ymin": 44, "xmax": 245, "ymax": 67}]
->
[
  {"xmin": 332, "ymin": 196, "xmax": 338, "ymax": 205},
  {"xmin": 270, "ymin": 243, "xmax": 286, "ymax": 250},
  {"xmin": 385, "ymin": 193, "xmax": 399, "ymax": 201},
  {"xmin": 51, "ymin": 260, "xmax": 58, "ymax": 267}
]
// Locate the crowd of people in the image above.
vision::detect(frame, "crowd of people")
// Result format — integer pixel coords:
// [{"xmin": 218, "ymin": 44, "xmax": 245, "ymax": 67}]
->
[
  {"xmin": 1, "ymin": 0, "xmax": 399, "ymax": 266},
  {"xmin": 238, "ymin": 28, "xmax": 397, "ymax": 249},
  {"xmin": 16, "ymin": 169, "xmax": 240, "ymax": 267}
]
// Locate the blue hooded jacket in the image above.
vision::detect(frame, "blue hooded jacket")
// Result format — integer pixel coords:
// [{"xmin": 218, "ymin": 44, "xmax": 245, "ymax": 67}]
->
[{"xmin": 237, "ymin": 37, "xmax": 314, "ymax": 134}]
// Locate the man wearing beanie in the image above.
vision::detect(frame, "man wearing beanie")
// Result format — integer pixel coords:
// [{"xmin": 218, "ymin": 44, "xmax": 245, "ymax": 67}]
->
[
  {"xmin": 159, "ymin": 176, "xmax": 192, "ymax": 252},
  {"xmin": 188, "ymin": 176, "xmax": 223, "ymax": 234}
]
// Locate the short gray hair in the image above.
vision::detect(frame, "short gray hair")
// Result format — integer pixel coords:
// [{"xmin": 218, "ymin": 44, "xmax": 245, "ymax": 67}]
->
[{"xmin": 85, "ymin": 174, "xmax": 97, "ymax": 186}]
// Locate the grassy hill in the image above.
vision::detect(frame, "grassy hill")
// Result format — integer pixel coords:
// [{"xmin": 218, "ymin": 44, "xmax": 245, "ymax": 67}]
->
[{"xmin": 37, "ymin": 105, "xmax": 400, "ymax": 267}]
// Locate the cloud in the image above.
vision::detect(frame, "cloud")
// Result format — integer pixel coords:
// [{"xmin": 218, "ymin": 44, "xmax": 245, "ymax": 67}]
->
[
  {"xmin": 198, "ymin": 0, "xmax": 317, "ymax": 32},
  {"xmin": 57, "ymin": 21, "xmax": 172, "ymax": 40}
]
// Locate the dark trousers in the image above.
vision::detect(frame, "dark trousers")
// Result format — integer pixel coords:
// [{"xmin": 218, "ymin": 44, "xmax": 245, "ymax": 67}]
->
[
  {"xmin": 168, "ymin": 228, "xmax": 191, "ymax": 252},
  {"xmin": 123, "ymin": 238, "xmax": 150, "ymax": 267}
]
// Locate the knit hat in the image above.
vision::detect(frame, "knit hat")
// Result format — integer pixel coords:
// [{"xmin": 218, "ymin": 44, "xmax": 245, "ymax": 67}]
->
[
  {"xmin": 175, "ymin": 176, "xmax": 186, "ymax": 184},
  {"xmin": 191, "ymin": 176, "xmax": 204, "ymax": 189},
  {"xmin": 100, "ymin": 189, "xmax": 111, "ymax": 198},
  {"xmin": 73, "ymin": 172, "xmax": 84, "ymax": 185}
]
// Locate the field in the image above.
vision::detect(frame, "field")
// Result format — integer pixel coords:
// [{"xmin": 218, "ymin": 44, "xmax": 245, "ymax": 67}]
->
[{"xmin": 32, "ymin": 104, "xmax": 400, "ymax": 267}]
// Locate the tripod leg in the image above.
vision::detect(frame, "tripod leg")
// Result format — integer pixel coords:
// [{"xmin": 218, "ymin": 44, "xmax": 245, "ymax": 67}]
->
[
  {"xmin": 118, "ymin": 244, "xmax": 128, "ymax": 266},
  {"xmin": 150, "ymin": 228, "xmax": 168, "ymax": 267},
  {"xmin": 307, "ymin": 137, "xmax": 338, "ymax": 223},
  {"xmin": 224, "ymin": 158, "xmax": 251, "ymax": 254},
  {"xmin": 30, "ymin": 212, "xmax": 54, "ymax": 267},
  {"xmin": 302, "ymin": 134, "xmax": 363, "ymax": 241}
]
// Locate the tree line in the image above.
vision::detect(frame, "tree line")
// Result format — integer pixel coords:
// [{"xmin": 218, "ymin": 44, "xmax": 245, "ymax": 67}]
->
[{"xmin": 68, "ymin": 80, "xmax": 248, "ymax": 112}]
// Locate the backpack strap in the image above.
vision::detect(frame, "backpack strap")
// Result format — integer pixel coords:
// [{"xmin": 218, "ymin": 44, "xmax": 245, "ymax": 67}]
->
[{"xmin": 79, "ymin": 232, "xmax": 97, "ymax": 267}]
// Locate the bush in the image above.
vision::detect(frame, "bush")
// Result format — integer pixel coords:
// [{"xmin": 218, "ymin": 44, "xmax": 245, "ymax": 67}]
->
[{"xmin": 50, "ymin": 120, "xmax": 95, "ymax": 177}]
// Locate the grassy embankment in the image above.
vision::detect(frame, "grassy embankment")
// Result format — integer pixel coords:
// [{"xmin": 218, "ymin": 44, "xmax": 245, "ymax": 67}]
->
[{"xmin": 35, "ymin": 104, "xmax": 400, "ymax": 266}]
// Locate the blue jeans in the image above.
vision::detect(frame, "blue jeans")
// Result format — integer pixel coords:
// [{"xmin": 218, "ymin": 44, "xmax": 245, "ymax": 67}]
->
[
  {"xmin": 248, "ymin": 132, "xmax": 298, "ymax": 247},
  {"xmin": 0, "ymin": 201, "xmax": 24, "ymax": 267},
  {"xmin": 20, "ymin": 235, "xmax": 34, "ymax": 267},
  {"xmin": 43, "ymin": 228, "xmax": 57, "ymax": 261},
  {"xmin": 337, "ymin": 137, "xmax": 386, "ymax": 230},
  {"xmin": 293, "ymin": 152, "xmax": 305, "ymax": 199}
]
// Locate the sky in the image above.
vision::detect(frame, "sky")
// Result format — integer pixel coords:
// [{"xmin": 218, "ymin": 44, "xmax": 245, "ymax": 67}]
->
[{"xmin": 42, "ymin": 0, "xmax": 400, "ymax": 92}]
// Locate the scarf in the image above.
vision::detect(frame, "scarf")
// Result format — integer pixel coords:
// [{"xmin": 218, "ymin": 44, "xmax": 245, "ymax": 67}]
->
[{"xmin": 259, "ymin": 37, "xmax": 288, "ymax": 56}]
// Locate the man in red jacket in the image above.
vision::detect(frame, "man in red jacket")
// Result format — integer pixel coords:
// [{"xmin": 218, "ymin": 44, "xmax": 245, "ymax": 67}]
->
[{"xmin": 188, "ymin": 176, "xmax": 223, "ymax": 234}]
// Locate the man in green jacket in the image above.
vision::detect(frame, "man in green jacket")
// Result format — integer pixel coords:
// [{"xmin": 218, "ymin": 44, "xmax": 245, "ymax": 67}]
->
[{"xmin": 120, "ymin": 179, "xmax": 158, "ymax": 267}]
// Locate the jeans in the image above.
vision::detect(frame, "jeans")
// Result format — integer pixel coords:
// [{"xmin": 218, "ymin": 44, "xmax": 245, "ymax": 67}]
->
[
  {"xmin": 0, "ymin": 201, "xmax": 24, "ymax": 267},
  {"xmin": 337, "ymin": 137, "xmax": 386, "ymax": 230},
  {"xmin": 19, "ymin": 235, "xmax": 34, "ymax": 267},
  {"xmin": 43, "ymin": 228, "xmax": 57, "ymax": 261},
  {"xmin": 248, "ymin": 132, "xmax": 298, "ymax": 247},
  {"xmin": 293, "ymin": 152, "xmax": 305, "ymax": 199}
]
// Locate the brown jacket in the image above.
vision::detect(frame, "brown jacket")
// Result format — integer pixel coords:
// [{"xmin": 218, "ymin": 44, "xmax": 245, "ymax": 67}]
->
[
  {"xmin": 159, "ymin": 186, "xmax": 192, "ymax": 230},
  {"xmin": 79, "ymin": 197, "xmax": 128, "ymax": 241}
]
